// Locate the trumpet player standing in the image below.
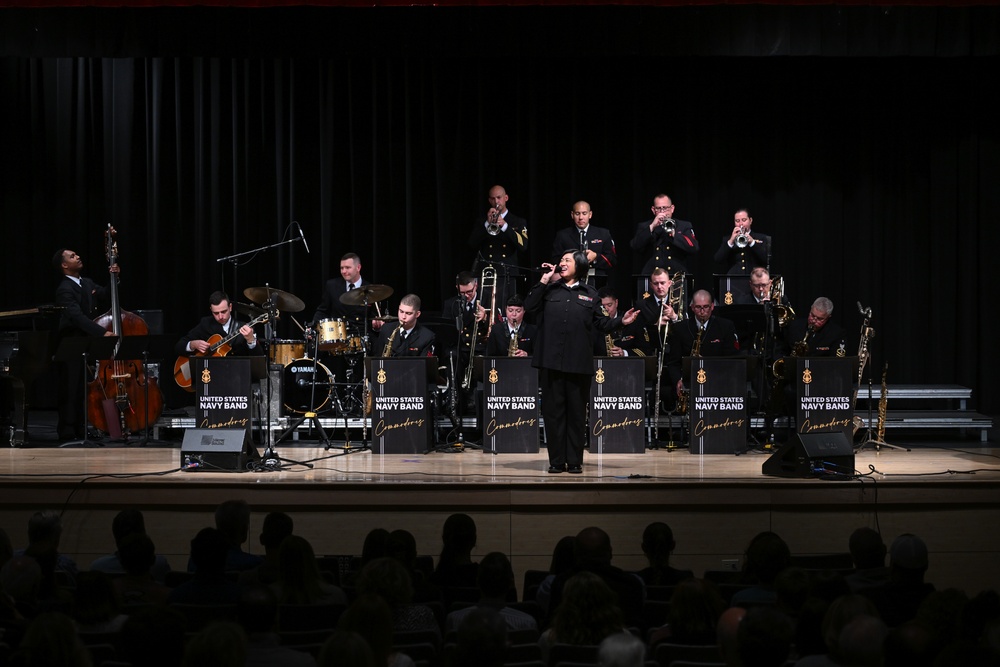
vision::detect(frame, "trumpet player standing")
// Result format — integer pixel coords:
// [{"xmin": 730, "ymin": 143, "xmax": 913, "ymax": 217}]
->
[
  {"xmin": 714, "ymin": 208, "xmax": 770, "ymax": 275},
  {"xmin": 469, "ymin": 185, "xmax": 529, "ymax": 308},
  {"xmin": 630, "ymin": 194, "xmax": 699, "ymax": 277},
  {"xmin": 550, "ymin": 200, "xmax": 617, "ymax": 288}
]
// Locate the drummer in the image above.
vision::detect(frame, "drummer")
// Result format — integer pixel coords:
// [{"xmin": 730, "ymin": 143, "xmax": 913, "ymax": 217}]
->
[{"xmin": 311, "ymin": 252, "xmax": 385, "ymax": 332}]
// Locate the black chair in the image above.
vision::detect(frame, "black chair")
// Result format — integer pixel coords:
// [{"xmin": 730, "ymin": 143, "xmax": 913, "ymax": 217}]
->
[
  {"xmin": 394, "ymin": 641, "xmax": 438, "ymax": 665},
  {"xmin": 276, "ymin": 602, "xmax": 345, "ymax": 631},
  {"xmin": 168, "ymin": 602, "xmax": 238, "ymax": 631},
  {"xmin": 279, "ymin": 628, "xmax": 335, "ymax": 646},
  {"xmin": 547, "ymin": 643, "xmax": 599, "ymax": 667},
  {"xmin": 522, "ymin": 570, "xmax": 549, "ymax": 601}
]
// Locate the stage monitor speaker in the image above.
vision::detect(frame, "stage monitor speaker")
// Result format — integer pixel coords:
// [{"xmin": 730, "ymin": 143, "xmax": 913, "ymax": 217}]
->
[
  {"xmin": 180, "ymin": 429, "xmax": 260, "ymax": 472},
  {"xmin": 762, "ymin": 431, "xmax": 855, "ymax": 479}
]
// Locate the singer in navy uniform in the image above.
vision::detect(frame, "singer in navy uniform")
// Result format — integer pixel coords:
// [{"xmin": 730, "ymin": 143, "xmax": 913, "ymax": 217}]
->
[
  {"xmin": 630, "ymin": 194, "xmax": 699, "ymax": 276},
  {"xmin": 485, "ymin": 294, "xmax": 536, "ymax": 357},
  {"xmin": 550, "ymin": 201, "xmax": 617, "ymax": 287},
  {"xmin": 374, "ymin": 294, "xmax": 436, "ymax": 358},
  {"xmin": 52, "ymin": 248, "xmax": 120, "ymax": 440},
  {"xmin": 525, "ymin": 251, "xmax": 640, "ymax": 474}
]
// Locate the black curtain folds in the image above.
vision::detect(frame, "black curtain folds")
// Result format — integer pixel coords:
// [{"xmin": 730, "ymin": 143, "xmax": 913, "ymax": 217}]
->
[{"xmin": 2, "ymin": 7, "xmax": 998, "ymax": 412}]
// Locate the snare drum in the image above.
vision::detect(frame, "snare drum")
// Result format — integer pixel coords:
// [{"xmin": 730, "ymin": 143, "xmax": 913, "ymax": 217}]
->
[
  {"xmin": 316, "ymin": 318, "xmax": 349, "ymax": 351},
  {"xmin": 282, "ymin": 358, "xmax": 333, "ymax": 414},
  {"xmin": 269, "ymin": 339, "xmax": 306, "ymax": 366}
]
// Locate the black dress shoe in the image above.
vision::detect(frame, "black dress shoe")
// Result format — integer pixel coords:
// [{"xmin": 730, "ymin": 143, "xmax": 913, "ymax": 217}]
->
[
  {"xmin": 567, "ymin": 465, "xmax": 583, "ymax": 474},
  {"xmin": 547, "ymin": 465, "xmax": 565, "ymax": 474}
]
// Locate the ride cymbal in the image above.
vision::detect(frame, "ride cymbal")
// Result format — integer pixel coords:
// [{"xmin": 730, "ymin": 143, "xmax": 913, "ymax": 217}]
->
[{"xmin": 339, "ymin": 284, "xmax": 393, "ymax": 306}]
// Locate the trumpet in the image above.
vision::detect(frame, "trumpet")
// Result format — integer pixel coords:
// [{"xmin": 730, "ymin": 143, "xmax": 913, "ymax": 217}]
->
[
  {"xmin": 660, "ymin": 217, "xmax": 676, "ymax": 234},
  {"xmin": 735, "ymin": 227, "xmax": 751, "ymax": 248},
  {"xmin": 486, "ymin": 205, "xmax": 502, "ymax": 235}
]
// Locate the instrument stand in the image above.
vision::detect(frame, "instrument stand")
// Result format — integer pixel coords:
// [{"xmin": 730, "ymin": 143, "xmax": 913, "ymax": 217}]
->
[
  {"xmin": 855, "ymin": 362, "xmax": 909, "ymax": 454},
  {"xmin": 429, "ymin": 350, "xmax": 482, "ymax": 453},
  {"xmin": 254, "ymin": 325, "xmax": 313, "ymax": 471},
  {"xmin": 117, "ymin": 335, "xmax": 173, "ymax": 447},
  {"xmin": 57, "ymin": 336, "xmax": 118, "ymax": 449}
]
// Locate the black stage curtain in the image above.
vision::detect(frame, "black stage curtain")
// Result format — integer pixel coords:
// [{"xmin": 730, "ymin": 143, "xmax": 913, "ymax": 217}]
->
[{"xmin": 1, "ymin": 7, "xmax": 998, "ymax": 412}]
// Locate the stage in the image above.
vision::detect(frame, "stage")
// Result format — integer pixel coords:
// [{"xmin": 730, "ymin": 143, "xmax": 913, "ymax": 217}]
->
[{"xmin": 3, "ymin": 422, "xmax": 1000, "ymax": 598}]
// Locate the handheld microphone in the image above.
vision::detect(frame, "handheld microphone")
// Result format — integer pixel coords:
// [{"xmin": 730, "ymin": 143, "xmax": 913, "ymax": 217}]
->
[
  {"xmin": 295, "ymin": 221, "xmax": 310, "ymax": 254},
  {"xmin": 536, "ymin": 264, "xmax": 563, "ymax": 273}
]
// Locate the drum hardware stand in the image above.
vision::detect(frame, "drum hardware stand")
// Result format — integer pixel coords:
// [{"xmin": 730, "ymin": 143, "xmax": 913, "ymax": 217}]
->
[{"xmin": 255, "ymin": 314, "xmax": 314, "ymax": 471}]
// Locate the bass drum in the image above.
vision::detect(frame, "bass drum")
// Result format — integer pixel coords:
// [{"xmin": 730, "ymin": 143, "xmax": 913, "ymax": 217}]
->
[{"xmin": 282, "ymin": 358, "xmax": 333, "ymax": 414}]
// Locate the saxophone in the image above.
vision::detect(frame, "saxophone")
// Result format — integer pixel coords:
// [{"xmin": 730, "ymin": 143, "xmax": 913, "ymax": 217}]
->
[
  {"xmin": 365, "ymin": 325, "xmax": 401, "ymax": 416},
  {"xmin": 508, "ymin": 326, "xmax": 520, "ymax": 357},
  {"xmin": 676, "ymin": 327, "xmax": 703, "ymax": 415},
  {"xmin": 876, "ymin": 362, "xmax": 889, "ymax": 443}
]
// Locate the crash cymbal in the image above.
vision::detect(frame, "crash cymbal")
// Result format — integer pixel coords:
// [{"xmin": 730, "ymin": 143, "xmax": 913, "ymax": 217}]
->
[
  {"xmin": 340, "ymin": 284, "xmax": 393, "ymax": 306},
  {"xmin": 235, "ymin": 301, "xmax": 267, "ymax": 318},
  {"xmin": 243, "ymin": 286, "xmax": 306, "ymax": 313}
]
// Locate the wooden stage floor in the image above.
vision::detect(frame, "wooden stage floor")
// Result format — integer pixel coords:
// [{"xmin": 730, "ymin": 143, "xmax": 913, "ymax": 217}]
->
[{"xmin": 3, "ymin": 432, "xmax": 1000, "ymax": 598}]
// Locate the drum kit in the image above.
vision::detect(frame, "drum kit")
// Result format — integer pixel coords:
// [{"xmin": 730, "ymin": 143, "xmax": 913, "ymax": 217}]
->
[{"xmin": 242, "ymin": 283, "xmax": 394, "ymax": 419}]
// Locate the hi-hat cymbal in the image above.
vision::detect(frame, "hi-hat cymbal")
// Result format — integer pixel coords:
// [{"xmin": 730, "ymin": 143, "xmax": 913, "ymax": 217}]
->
[
  {"xmin": 243, "ymin": 286, "xmax": 305, "ymax": 313},
  {"xmin": 340, "ymin": 284, "xmax": 393, "ymax": 306}
]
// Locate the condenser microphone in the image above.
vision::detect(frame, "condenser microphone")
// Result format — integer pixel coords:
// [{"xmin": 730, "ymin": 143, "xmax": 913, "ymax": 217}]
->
[{"xmin": 295, "ymin": 221, "xmax": 310, "ymax": 254}]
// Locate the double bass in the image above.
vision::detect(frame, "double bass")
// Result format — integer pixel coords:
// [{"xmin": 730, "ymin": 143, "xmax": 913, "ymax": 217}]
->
[{"xmin": 87, "ymin": 225, "xmax": 164, "ymax": 438}]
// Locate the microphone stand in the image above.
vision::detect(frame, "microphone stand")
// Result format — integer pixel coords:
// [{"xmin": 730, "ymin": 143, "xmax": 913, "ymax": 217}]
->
[{"xmin": 215, "ymin": 227, "xmax": 306, "ymax": 297}]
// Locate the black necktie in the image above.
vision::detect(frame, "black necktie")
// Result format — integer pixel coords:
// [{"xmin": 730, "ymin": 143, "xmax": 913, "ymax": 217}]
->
[
  {"xmin": 348, "ymin": 283, "xmax": 354, "ymax": 291},
  {"xmin": 579, "ymin": 229, "xmax": 587, "ymax": 250}
]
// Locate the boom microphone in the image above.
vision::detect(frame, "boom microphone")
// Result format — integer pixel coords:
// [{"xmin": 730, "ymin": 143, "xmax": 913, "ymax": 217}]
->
[{"xmin": 295, "ymin": 221, "xmax": 310, "ymax": 254}]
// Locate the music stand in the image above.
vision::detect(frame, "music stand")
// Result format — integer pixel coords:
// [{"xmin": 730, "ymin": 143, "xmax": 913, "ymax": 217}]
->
[
  {"xmin": 114, "ymin": 334, "xmax": 175, "ymax": 446},
  {"xmin": 422, "ymin": 318, "xmax": 478, "ymax": 451},
  {"xmin": 55, "ymin": 335, "xmax": 119, "ymax": 448}
]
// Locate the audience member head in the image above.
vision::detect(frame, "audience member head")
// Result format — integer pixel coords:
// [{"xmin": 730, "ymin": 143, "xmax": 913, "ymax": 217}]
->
[
  {"xmin": 453, "ymin": 606, "xmax": 508, "ymax": 667},
  {"xmin": 0, "ymin": 554, "xmax": 42, "ymax": 609},
  {"xmin": 117, "ymin": 532, "xmax": 157, "ymax": 577},
  {"xmin": 889, "ymin": 533, "xmax": 929, "ymax": 584},
  {"xmin": 666, "ymin": 578, "xmax": 726, "ymax": 645},
  {"xmin": 237, "ymin": 584, "xmax": 279, "ymax": 634},
  {"xmin": 214, "ymin": 499, "xmax": 252, "ymax": 549},
  {"xmin": 837, "ymin": 615, "xmax": 888, "ymax": 667},
  {"xmin": 551, "ymin": 571, "xmax": 624, "ymax": 646},
  {"xmin": 438, "ymin": 513, "xmax": 477, "ymax": 567},
  {"xmin": 549, "ymin": 535, "xmax": 576, "ymax": 574},
  {"xmin": 640, "ymin": 521, "xmax": 676, "ymax": 568},
  {"xmin": 10, "ymin": 611, "xmax": 91, "ymax": 667},
  {"xmin": 258, "ymin": 511, "xmax": 293, "ymax": 554},
  {"xmin": 574, "ymin": 526, "xmax": 614, "ymax": 568},
  {"xmin": 736, "ymin": 606, "xmax": 794, "ymax": 667},
  {"xmin": 182, "ymin": 620, "xmax": 246, "ymax": 667},
  {"xmin": 477, "ymin": 551, "xmax": 516, "ymax": 600},
  {"xmin": 339, "ymin": 593, "xmax": 395, "ymax": 667},
  {"xmin": 0, "ymin": 526, "xmax": 13, "ymax": 569},
  {"xmin": 357, "ymin": 556, "xmax": 413, "ymax": 607},
  {"xmin": 774, "ymin": 566, "xmax": 811, "ymax": 615},
  {"xmin": 26, "ymin": 510, "xmax": 63, "ymax": 552},
  {"xmin": 110, "ymin": 508, "xmax": 148, "ymax": 546},
  {"xmin": 276, "ymin": 534, "xmax": 325, "ymax": 604},
  {"xmin": 821, "ymin": 594, "xmax": 880, "ymax": 661},
  {"xmin": 742, "ymin": 531, "xmax": 790, "ymax": 586},
  {"xmin": 792, "ymin": 596, "xmax": 831, "ymax": 658},
  {"xmin": 387, "ymin": 529, "xmax": 419, "ymax": 571},
  {"xmin": 318, "ymin": 629, "xmax": 376, "ymax": 667},
  {"xmin": 189, "ymin": 527, "xmax": 229, "ymax": 575},
  {"xmin": 598, "ymin": 631, "xmax": 645, "ymax": 667},
  {"xmin": 883, "ymin": 619, "xmax": 937, "ymax": 667},
  {"xmin": 360, "ymin": 528, "xmax": 391, "ymax": 566},
  {"xmin": 717, "ymin": 606, "xmax": 746, "ymax": 667},
  {"xmin": 916, "ymin": 588, "xmax": 970, "ymax": 654},
  {"xmin": 71, "ymin": 571, "xmax": 121, "ymax": 627},
  {"xmin": 120, "ymin": 605, "xmax": 187, "ymax": 667},
  {"xmin": 849, "ymin": 527, "xmax": 887, "ymax": 570}
]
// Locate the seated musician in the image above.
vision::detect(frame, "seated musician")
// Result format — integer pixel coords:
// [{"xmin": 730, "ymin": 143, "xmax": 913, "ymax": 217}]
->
[
  {"xmin": 373, "ymin": 294, "xmax": 435, "ymax": 358},
  {"xmin": 442, "ymin": 271, "xmax": 488, "ymax": 408},
  {"xmin": 593, "ymin": 287, "xmax": 652, "ymax": 357},
  {"xmin": 485, "ymin": 294, "xmax": 535, "ymax": 357},
  {"xmin": 175, "ymin": 291, "xmax": 261, "ymax": 358},
  {"xmin": 780, "ymin": 297, "xmax": 847, "ymax": 358},
  {"xmin": 667, "ymin": 290, "xmax": 740, "ymax": 398},
  {"xmin": 311, "ymin": 252, "xmax": 384, "ymax": 334}
]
